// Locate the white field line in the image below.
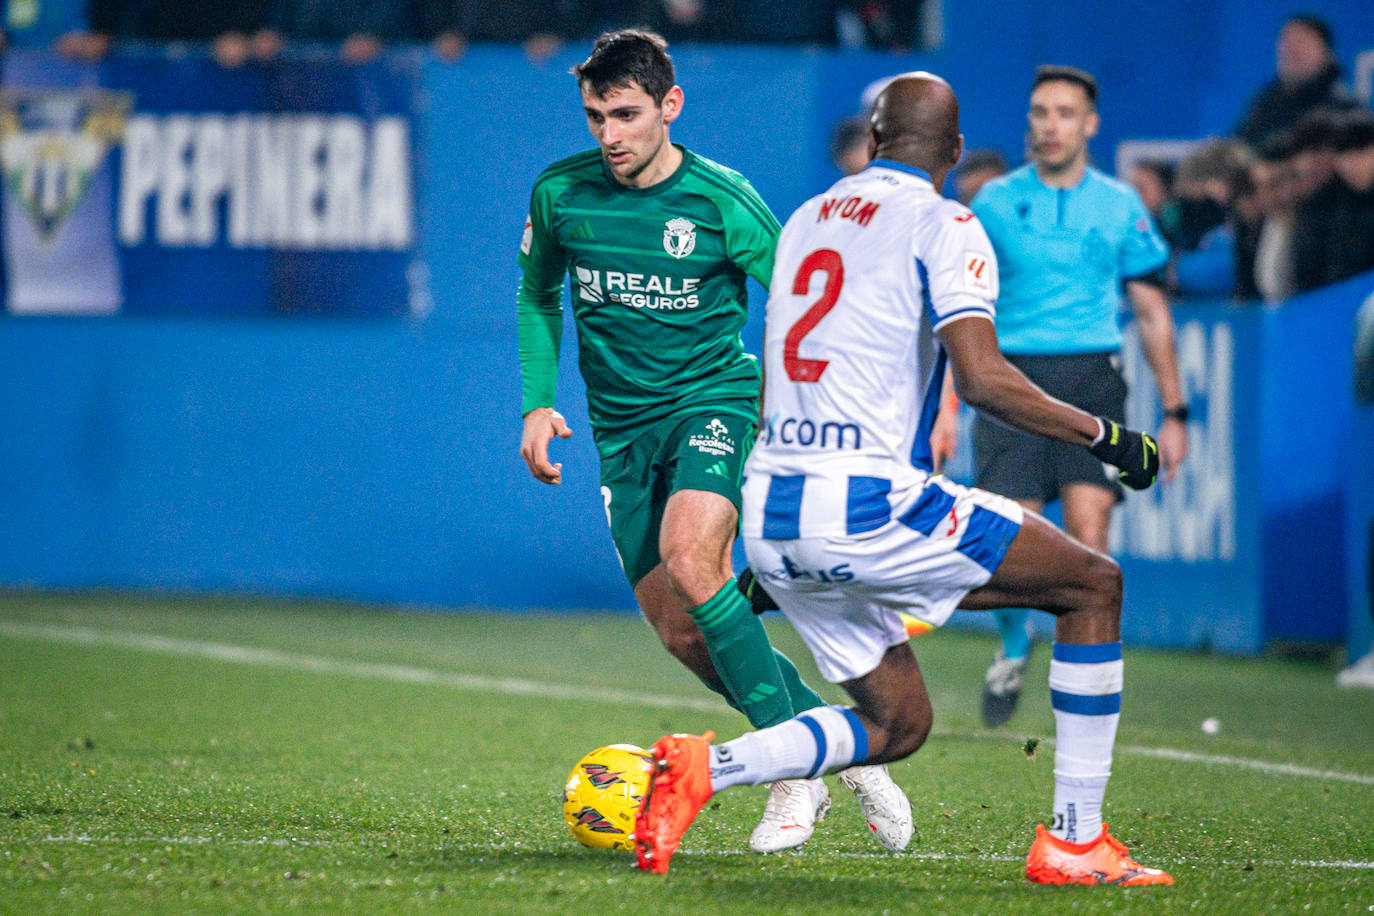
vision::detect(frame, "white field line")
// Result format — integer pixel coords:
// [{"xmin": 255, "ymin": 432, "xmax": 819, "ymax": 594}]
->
[
  {"xmin": 31, "ymin": 835, "xmax": 1374, "ymax": 870},
  {"xmin": 3, "ymin": 620, "xmax": 1373, "ymax": 788}
]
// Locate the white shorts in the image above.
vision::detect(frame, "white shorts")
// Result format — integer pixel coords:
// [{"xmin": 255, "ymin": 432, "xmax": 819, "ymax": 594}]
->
[{"xmin": 744, "ymin": 476, "xmax": 1024, "ymax": 683}]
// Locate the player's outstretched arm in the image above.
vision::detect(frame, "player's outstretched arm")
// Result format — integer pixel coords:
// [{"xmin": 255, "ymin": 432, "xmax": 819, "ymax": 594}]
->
[
  {"xmin": 939, "ymin": 317, "xmax": 1158, "ymax": 489},
  {"xmin": 1126, "ymin": 279, "xmax": 1189, "ymax": 482},
  {"xmin": 520, "ymin": 407, "xmax": 573, "ymax": 485}
]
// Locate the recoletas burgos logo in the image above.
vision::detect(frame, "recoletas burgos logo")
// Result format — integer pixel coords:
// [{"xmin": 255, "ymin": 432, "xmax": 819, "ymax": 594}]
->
[
  {"xmin": 689, "ymin": 417, "xmax": 736, "ymax": 456},
  {"xmin": 0, "ymin": 88, "xmax": 132, "ymax": 243},
  {"xmin": 663, "ymin": 216, "xmax": 696, "ymax": 259}
]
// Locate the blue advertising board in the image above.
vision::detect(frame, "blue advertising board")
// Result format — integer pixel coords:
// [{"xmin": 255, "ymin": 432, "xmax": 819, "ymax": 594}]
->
[{"xmin": 0, "ymin": 49, "xmax": 425, "ymax": 318}]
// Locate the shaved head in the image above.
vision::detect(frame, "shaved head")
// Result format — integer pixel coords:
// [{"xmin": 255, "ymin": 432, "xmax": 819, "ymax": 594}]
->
[{"xmin": 870, "ymin": 72, "xmax": 963, "ymax": 180}]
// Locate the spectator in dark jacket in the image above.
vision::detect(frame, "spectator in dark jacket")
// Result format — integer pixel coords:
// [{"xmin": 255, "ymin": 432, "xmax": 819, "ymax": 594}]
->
[
  {"xmin": 1295, "ymin": 110, "xmax": 1374, "ymax": 290},
  {"xmin": 1235, "ymin": 14, "xmax": 1357, "ymax": 150}
]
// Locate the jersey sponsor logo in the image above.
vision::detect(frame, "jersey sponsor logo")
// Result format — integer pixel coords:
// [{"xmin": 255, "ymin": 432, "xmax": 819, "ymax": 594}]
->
[
  {"xmin": 663, "ymin": 216, "xmax": 697, "ymax": 259},
  {"xmin": 688, "ymin": 417, "xmax": 736, "ymax": 456},
  {"xmin": 762, "ymin": 412, "xmax": 863, "ymax": 450},
  {"xmin": 573, "ymin": 264, "xmax": 701, "ymax": 310},
  {"xmin": 575, "ymin": 266, "xmax": 604, "ymax": 303},
  {"xmin": 776, "ymin": 557, "xmax": 854, "ymax": 583},
  {"xmin": 520, "ymin": 214, "xmax": 532, "ymax": 256},
  {"xmin": 963, "ymin": 252, "xmax": 992, "ymax": 292}
]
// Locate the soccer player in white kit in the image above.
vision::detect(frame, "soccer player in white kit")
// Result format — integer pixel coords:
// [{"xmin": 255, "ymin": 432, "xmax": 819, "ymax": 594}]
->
[{"xmin": 634, "ymin": 72, "xmax": 1173, "ymax": 887}]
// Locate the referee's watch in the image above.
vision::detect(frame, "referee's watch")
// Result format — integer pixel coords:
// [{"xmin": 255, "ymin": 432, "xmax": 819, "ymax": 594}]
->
[{"xmin": 1162, "ymin": 405, "xmax": 1189, "ymax": 423}]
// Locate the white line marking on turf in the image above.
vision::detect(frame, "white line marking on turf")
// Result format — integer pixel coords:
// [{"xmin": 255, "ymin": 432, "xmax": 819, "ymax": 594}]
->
[
  {"xmin": 4, "ymin": 620, "xmax": 1373, "ymax": 788},
  {"xmin": 1113, "ymin": 744, "xmax": 1374, "ymax": 786},
  {"xmin": 0, "ymin": 620, "xmax": 724, "ymax": 713},
  {"xmin": 33, "ymin": 836, "xmax": 1374, "ymax": 870}
]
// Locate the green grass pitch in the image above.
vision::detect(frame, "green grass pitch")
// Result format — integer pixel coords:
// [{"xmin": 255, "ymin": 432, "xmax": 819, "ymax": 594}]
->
[{"xmin": 2, "ymin": 592, "xmax": 1372, "ymax": 913}]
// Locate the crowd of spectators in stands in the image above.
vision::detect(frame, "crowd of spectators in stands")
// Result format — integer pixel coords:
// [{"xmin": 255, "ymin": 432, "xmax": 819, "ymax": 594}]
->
[
  {"xmin": 1122, "ymin": 13, "xmax": 1374, "ymax": 303},
  {"xmin": 8, "ymin": 0, "xmax": 936, "ymax": 62},
  {"xmin": 7, "ymin": 4, "xmax": 1373, "ymax": 302}
]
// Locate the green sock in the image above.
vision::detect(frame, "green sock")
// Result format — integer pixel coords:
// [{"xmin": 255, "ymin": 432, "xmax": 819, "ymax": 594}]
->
[
  {"xmin": 696, "ymin": 672, "xmax": 745, "ymax": 716},
  {"xmin": 690, "ymin": 580, "xmax": 796, "ymax": 728},
  {"xmin": 772, "ymin": 647, "xmax": 827, "ymax": 713}
]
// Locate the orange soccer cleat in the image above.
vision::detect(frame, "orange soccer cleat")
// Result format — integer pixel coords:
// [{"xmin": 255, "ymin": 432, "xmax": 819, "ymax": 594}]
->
[
  {"xmin": 634, "ymin": 731, "xmax": 716, "ymax": 874},
  {"xmin": 1025, "ymin": 823, "xmax": 1174, "ymax": 886}
]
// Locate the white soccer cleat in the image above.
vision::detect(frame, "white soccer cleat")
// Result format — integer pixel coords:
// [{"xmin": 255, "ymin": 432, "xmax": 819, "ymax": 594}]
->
[
  {"xmin": 1337, "ymin": 651, "xmax": 1374, "ymax": 689},
  {"xmin": 749, "ymin": 778, "xmax": 831, "ymax": 853},
  {"xmin": 839, "ymin": 764, "xmax": 914, "ymax": 852},
  {"xmin": 981, "ymin": 648, "xmax": 1030, "ymax": 728}
]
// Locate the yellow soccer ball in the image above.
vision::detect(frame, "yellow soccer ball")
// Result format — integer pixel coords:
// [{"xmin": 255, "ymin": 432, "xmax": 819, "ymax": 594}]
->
[{"xmin": 562, "ymin": 744, "xmax": 654, "ymax": 851}]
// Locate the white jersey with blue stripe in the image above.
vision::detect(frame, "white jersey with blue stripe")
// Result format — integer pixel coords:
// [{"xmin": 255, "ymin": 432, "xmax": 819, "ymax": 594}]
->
[{"xmin": 741, "ymin": 159, "xmax": 999, "ymax": 540}]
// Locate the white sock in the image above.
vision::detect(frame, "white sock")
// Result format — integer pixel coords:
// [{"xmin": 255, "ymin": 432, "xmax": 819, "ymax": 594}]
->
[
  {"xmin": 709, "ymin": 705, "xmax": 869, "ymax": 793},
  {"xmin": 1048, "ymin": 641, "xmax": 1123, "ymax": 845}
]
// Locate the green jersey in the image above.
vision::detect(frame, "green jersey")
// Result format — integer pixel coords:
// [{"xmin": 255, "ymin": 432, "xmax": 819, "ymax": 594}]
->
[{"xmin": 517, "ymin": 145, "xmax": 780, "ymax": 456}]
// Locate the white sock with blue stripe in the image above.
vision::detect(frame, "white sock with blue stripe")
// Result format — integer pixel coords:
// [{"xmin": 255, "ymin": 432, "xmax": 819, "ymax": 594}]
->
[
  {"xmin": 1048, "ymin": 641, "xmax": 1123, "ymax": 845},
  {"xmin": 708, "ymin": 705, "xmax": 869, "ymax": 793}
]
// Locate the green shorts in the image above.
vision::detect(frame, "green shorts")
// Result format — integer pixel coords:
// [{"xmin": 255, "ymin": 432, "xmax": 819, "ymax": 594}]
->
[{"xmin": 598, "ymin": 409, "xmax": 755, "ymax": 587}]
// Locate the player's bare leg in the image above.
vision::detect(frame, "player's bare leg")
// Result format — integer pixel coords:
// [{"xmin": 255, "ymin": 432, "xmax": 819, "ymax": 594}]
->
[
  {"xmin": 1060, "ymin": 482, "xmax": 1115, "ymax": 553},
  {"xmin": 962, "ymin": 511, "xmax": 1171, "ymax": 885},
  {"xmin": 983, "ymin": 497, "xmax": 1046, "ymax": 728},
  {"xmin": 637, "ymin": 645, "xmax": 926, "ymax": 874},
  {"xmin": 640, "ymin": 489, "xmax": 834, "ymax": 852}
]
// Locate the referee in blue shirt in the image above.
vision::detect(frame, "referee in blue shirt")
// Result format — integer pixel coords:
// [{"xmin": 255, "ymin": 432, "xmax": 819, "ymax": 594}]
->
[{"xmin": 961, "ymin": 66, "xmax": 1189, "ymax": 726}]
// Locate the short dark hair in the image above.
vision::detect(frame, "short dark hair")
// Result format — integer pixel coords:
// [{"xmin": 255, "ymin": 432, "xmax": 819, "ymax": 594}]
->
[
  {"xmin": 1032, "ymin": 65, "xmax": 1098, "ymax": 107},
  {"xmin": 1131, "ymin": 158, "xmax": 1176, "ymax": 190},
  {"xmin": 959, "ymin": 147, "xmax": 1008, "ymax": 174},
  {"xmin": 828, "ymin": 114, "xmax": 869, "ymax": 164},
  {"xmin": 1285, "ymin": 13, "xmax": 1334, "ymax": 50},
  {"xmin": 572, "ymin": 29, "xmax": 676, "ymax": 105}
]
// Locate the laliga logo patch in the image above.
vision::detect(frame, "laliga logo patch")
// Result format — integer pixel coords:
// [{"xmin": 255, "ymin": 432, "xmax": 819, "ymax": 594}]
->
[
  {"xmin": 663, "ymin": 216, "xmax": 696, "ymax": 259},
  {"xmin": 0, "ymin": 88, "xmax": 132, "ymax": 244},
  {"xmin": 520, "ymin": 214, "xmax": 533, "ymax": 255},
  {"xmin": 963, "ymin": 251, "xmax": 991, "ymax": 293}
]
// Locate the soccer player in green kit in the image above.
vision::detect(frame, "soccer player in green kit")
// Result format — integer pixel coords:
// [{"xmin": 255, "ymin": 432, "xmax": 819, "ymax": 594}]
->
[{"xmin": 516, "ymin": 29, "xmax": 912, "ymax": 853}]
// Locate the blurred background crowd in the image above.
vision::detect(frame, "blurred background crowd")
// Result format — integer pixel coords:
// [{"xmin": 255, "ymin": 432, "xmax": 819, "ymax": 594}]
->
[
  {"xmin": 830, "ymin": 14, "xmax": 1374, "ymax": 306},
  {"xmin": 4, "ymin": 3, "xmax": 1373, "ymax": 305},
  {"xmin": 3, "ymin": 0, "xmax": 940, "ymax": 63}
]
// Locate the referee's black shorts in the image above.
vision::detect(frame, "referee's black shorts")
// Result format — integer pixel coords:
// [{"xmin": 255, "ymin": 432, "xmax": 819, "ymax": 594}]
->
[{"xmin": 973, "ymin": 352, "xmax": 1126, "ymax": 505}]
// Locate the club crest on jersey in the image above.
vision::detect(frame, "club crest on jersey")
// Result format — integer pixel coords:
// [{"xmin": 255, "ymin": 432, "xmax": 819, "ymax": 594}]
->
[{"xmin": 663, "ymin": 217, "xmax": 696, "ymax": 259}]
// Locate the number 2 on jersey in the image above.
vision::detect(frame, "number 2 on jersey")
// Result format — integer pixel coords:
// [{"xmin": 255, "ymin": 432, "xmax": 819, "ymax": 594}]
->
[{"xmin": 783, "ymin": 248, "xmax": 844, "ymax": 382}]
